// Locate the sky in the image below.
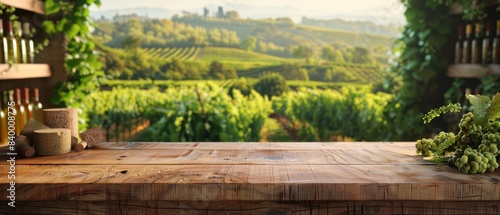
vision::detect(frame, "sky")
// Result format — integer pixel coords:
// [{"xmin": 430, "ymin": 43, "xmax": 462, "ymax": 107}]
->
[{"xmin": 94, "ymin": 0, "xmax": 403, "ymax": 13}]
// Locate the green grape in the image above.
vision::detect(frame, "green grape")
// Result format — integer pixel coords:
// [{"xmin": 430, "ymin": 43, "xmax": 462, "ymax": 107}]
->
[
  {"xmin": 460, "ymin": 155, "xmax": 468, "ymax": 164},
  {"xmin": 490, "ymin": 144, "xmax": 498, "ymax": 154}
]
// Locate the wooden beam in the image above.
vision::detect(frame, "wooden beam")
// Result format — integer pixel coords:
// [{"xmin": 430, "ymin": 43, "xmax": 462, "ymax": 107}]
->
[
  {"xmin": 0, "ymin": 0, "xmax": 45, "ymax": 14},
  {"xmin": 447, "ymin": 64, "xmax": 500, "ymax": 78},
  {"xmin": 0, "ymin": 64, "xmax": 51, "ymax": 80}
]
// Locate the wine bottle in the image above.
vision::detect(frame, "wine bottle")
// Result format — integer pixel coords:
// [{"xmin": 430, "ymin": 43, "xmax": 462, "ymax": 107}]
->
[
  {"xmin": 6, "ymin": 21, "xmax": 18, "ymax": 64},
  {"xmin": 471, "ymin": 23, "xmax": 482, "ymax": 64},
  {"xmin": 0, "ymin": 21, "xmax": 7, "ymax": 64},
  {"xmin": 482, "ymin": 22, "xmax": 491, "ymax": 64},
  {"xmin": 14, "ymin": 22, "xmax": 26, "ymax": 64},
  {"xmin": 31, "ymin": 88, "xmax": 43, "ymax": 122},
  {"xmin": 15, "ymin": 22, "xmax": 27, "ymax": 63},
  {"xmin": 462, "ymin": 24, "xmax": 472, "ymax": 63},
  {"xmin": 22, "ymin": 88, "xmax": 33, "ymax": 120},
  {"xmin": 0, "ymin": 91, "xmax": 6, "ymax": 145},
  {"xmin": 493, "ymin": 20, "xmax": 500, "ymax": 64},
  {"xmin": 455, "ymin": 25, "xmax": 463, "ymax": 64},
  {"xmin": 14, "ymin": 88, "xmax": 27, "ymax": 135},
  {"xmin": 23, "ymin": 23, "xmax": 35, "ymax": 63}
]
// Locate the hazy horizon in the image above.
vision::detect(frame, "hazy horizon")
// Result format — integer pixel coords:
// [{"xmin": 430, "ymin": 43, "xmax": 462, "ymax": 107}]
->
[{"xmin": 91, "ymin": 0, "xmax": 405, "ymax": 25}]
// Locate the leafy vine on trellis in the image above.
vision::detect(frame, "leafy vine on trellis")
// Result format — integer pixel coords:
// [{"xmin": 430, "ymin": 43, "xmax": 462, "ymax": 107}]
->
[
  {"xmin": 43, "ymin": 0, "xmax": 103, "ymax": 131},
  {"xmin": 384, "ymin": 0, "xmax": 500, "ymax": 140}
]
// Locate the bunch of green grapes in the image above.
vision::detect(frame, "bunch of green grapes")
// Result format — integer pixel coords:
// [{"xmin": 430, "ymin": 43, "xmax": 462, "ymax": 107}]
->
[
  {"xmin": 450, "ymin": 113, "xmax": 500, "ymax": 173},
  {"xmin": 416, "ymin": 131, "xmax": 455, "ymax": 157},
  {"xmin": 456, "ymin": 112, "xmax": 482, "ymax": 148},
  {"xmin": 451, "ymin": 147, "xmax": 499, "ymax": 174}
]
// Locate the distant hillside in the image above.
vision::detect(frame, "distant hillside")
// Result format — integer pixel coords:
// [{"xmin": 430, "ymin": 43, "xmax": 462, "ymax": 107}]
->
[
  {"xmin": 301, "ymin": 17, "xmax": 400, "ymax": 37},
  {"xmin": 171, "ymin": 17, "xmax": 394, "ymax": 49},
  {"xmin": 93, "ymin": 15, "xmax": 393, "ymax": 65},
  {"xmin": 92, "ymin": 8, "xmax": 401, "ymax": 38}
]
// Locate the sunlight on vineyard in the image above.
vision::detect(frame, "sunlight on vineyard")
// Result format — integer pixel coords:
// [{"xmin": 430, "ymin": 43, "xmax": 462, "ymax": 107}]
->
[{"xmin": 82, "ymin": 83, "xmax": 391, "ymax": 142}]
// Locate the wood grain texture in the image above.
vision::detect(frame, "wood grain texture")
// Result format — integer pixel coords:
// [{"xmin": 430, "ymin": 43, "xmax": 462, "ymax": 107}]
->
[
  {"xmin": 1, "ymin": 200, "xmax": 500, "ymax": 215},
  {"xmin": 0, "ymin": 142, "xmax": 500, "ymax": 214}
]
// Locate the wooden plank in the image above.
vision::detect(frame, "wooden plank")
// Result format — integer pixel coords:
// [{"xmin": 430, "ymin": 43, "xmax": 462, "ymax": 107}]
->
[
  {"xmin": 12, "ymin": 147, "xmax": 427, "ymax": 166},
  {"xmin": 0, "ymin": 64, "xmax": 51, "ymax": 80},
  {"xmin": 0, "ymin": 164, "xmax": 499, "ymax": 201},
  {"xmin": 2, "ymin": 200, "xmax": 500, "ymax": 215},
  {"xmin": 93, "ymin": 141, "xmax": 411, "ymax": 151},
  {"xmin": 447, "ymin": 64, "xmax": 500, "ymax": 78},
  {"xmin": 0, "ymin": 0, "xmax": 45, "ymax": 14}
]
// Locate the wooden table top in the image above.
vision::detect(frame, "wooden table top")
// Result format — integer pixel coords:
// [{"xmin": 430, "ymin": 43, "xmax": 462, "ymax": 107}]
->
[{"xmin": 1, "ymin": 142, "xmax": 499, "ymax": 202}]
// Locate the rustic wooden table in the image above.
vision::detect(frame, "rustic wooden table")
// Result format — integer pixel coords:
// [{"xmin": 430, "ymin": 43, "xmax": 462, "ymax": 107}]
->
[{"xmin": 1, "ymin": 142, "xmax": 499, "ymax": 214}]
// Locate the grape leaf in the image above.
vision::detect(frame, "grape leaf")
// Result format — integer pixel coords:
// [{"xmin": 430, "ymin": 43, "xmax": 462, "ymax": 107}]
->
[
  {"xmin": 466, "ymin": 94, "xmax": 491, "ymax": 126},
  {"xmin": 487, "ymin": 93, "xmax": 500, "ymax": 121}
]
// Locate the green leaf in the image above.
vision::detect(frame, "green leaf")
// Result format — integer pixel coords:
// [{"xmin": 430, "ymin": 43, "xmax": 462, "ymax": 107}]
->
[
  {"xmin": 487, "ymin": 93, "xmax": 500, "ymax": 121},
  {"xmin": 467, "ymin": 94, "xmax": 491, "ymax": 126},
  {"xmin": 45, "ymin": 0, "xmax": 61, "ymax": 15},
  {"xmin": 65, "ymin": 25, "xmax": 80, "ymax": 39},
  {"xmin": 56, "ymin": 18, "xmax": 68, "ymax": 32},
  {"xmin": 418, "ymin": 29, "xmax": 431, "ymax": 40},
  {"xmin": 42, "ymin": 21, "xmax": 56, "ymax": 34}
]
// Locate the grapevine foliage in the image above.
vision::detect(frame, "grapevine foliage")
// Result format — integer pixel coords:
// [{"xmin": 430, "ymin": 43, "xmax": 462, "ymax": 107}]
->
[
  {"xmin": 416, "ymin": 93, "xmax": 500, "ymax": 174},
  {"xmin": 81, "ymin": 84, "xmax": 272, "ymax": 142},
  {"xmin": 43, "ymin": 0, "xmax": 103, "ymax": 131},
  {"xmin": 386, "ymin": 0, "xmax": 500, "ymax": 140},
  {"xmin": 272, "ymin": 87, "xmax": 392, "ymax": 141}
]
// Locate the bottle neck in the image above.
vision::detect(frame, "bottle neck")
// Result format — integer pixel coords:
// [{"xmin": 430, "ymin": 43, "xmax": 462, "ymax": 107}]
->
[
  {"xmin": 7, "ymin": 22, "xmax": 13, "ymax": 37},
  {"xmin": 15, "ymin": 89, "xmax": 22, "ymax": 105},
  {"xmin": 22, "ymin": 23, "xmax": 30, "ymax": 38},
  {"xmin": 23, "ymin": 88, "xmax": 30, "ymax": 104},
  {"xmin": 33, "ymin": 88, "xmax": 39, "ymax": 102},
  {"xmin": 8, "ymin": 91, "xmax": 14, "ymax": 104}
]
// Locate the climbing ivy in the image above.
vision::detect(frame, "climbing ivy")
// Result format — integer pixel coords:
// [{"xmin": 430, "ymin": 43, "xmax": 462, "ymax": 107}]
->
[
  {"xmin": 385, "ymin": 0, "xmax": 500, "ymax": 140},
  {"xmin": 43, "ymin": 0, "xmax": 103, "ymax": 130}
]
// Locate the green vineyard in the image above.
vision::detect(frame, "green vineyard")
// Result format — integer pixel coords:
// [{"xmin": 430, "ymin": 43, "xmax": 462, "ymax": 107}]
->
[{"xmin": 143, "ymin": 47, "xmax": 203, "ymax": 61}]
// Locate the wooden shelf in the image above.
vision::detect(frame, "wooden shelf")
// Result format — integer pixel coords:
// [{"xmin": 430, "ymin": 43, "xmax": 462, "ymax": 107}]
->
[
  {"xmin": 0, "ymin": 0, "xmax": 45, "ymax": 14},
  {"xmin": 447, "ymin": 64, "xmax": 500, "ymax": 78},
  {"xmin": 0, "ymin": 64, "xmax": 51, "ymax": 80}
]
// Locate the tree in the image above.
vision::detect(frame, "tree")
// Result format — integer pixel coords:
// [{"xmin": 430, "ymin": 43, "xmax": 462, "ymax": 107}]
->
[
  {"xmin": 208, "ymin": 61, "xmax": 225, "ymax": 80},
  {"xmin": 292, "ymin": 44, "xmax": 315, "ymax": 64},
  {"xmin": 282, "ymin": 63, "xmax": 309, "ymax": 80},
  {"xmin": 165, "ymin": 58, "xmax": 187, "ymax": 80},
  {"xmin": 225, "ymin": 11, "xmax": 240, "ymax": 20},
  {"xmin": 241, "ymin": 36, "xmax": 256, "ymax": 51},
  {"xmin": 185, "ymin": 64, "xmax": 201, "ymax": 80},
  {"xmin": 321, "ymin": 46, "xmax": 335, "ymax": 61},
  {"xmin": 123, "ymin": 34, "xmax": 142, "ymax": 50},
  {"xmin": 209, "ymin": 28, "xmax": 221, "ymax": 45},
  {"xmin": 351, "ymin": 47, "xmax": 374, "ymax": 64},
  {"xmin": 332, "ymin": 50, "xmax": 346, "ymax": 63},
  {"xmin": 254, "ymin": 73, "xmax": 289, "ymax": 98},
  {"xmin": 101, "ymin": 51, "xmax": 125, "ymax": 79}
]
